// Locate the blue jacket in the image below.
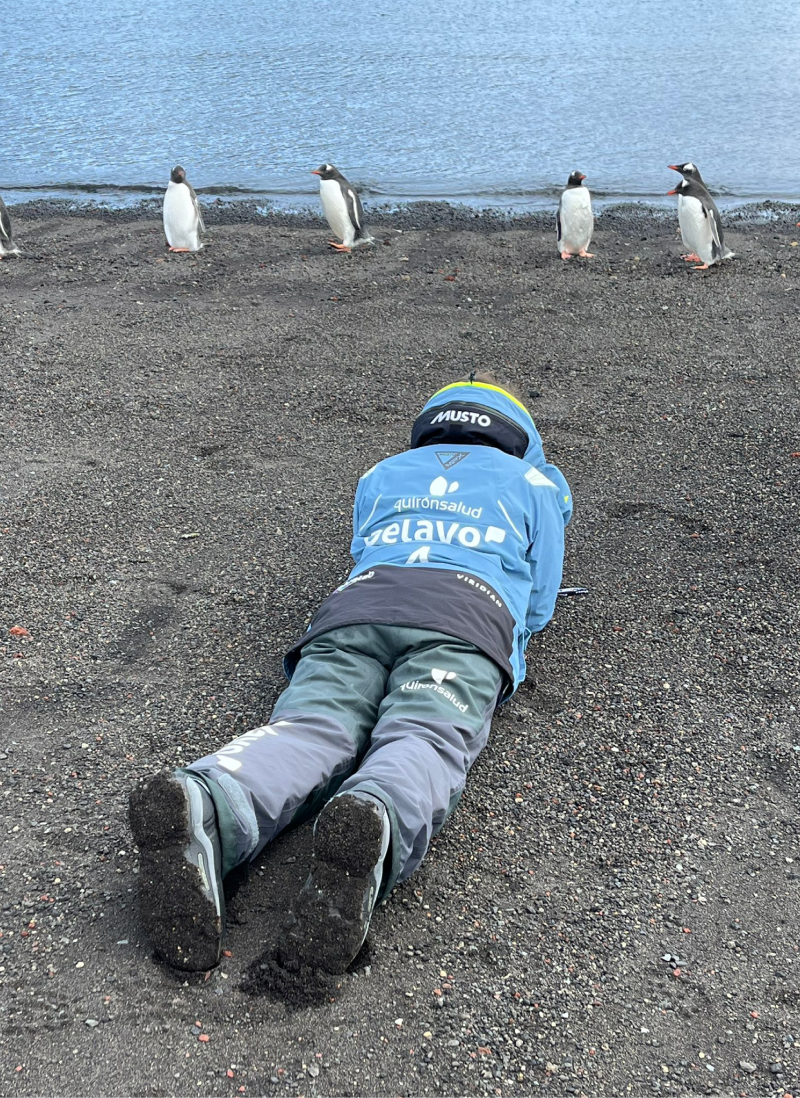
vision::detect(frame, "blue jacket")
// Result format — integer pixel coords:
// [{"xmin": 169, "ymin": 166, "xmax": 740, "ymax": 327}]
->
[{"xmin": 342, "ymin": 382, "xmax": 572, "ymax": 691}]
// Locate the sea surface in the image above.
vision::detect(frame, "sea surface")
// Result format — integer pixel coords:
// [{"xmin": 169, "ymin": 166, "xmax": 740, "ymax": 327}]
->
[{"xmin": 3, "ymin": 0, "xmax": 800, "ymax": 211}]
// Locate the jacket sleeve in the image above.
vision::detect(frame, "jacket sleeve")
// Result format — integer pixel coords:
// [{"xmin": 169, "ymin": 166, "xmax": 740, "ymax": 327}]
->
[
  {"xmin": 525, "ymin": 485, "xmax": 566, "ymax": 634},
  {"xmin": 351, "ymin": 465, "xmax": 378, "ymax": 566}
]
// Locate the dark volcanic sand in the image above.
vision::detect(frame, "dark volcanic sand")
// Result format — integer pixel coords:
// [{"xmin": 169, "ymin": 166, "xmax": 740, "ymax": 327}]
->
[{"xmin": 1, "ymin": 211, "xmax": 798, "ymax": 1098}]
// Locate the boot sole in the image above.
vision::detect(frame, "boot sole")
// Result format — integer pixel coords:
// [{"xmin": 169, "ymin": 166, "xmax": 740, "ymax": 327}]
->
[
  {"xmin": 280, "ymin": 796, "xmax": 385, "ymax": 974},
  {"xmin": 129, "ymin": 772, "xmax": 223, "ymax": 971}
]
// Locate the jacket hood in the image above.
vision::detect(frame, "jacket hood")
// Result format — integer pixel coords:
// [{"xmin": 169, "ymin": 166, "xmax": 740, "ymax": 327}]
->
[
  {"xmin": 415, "ymin": 381, "xmax": 545, "ymax": 465},
  {"xmin": 412, "ymin": 381, "xmax": 572, "ymax": 525}
]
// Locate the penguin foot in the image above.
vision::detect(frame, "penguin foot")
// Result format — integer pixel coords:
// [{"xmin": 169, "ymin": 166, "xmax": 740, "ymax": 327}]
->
[
  {"xmin": 681, "ymin": 253, "xmax": 702, "ymax": 262},
  {"xmin": 691, "ymin": 263, "xmax": 711, "ymax": 271},
  {"xmin": 328, "ymin": 241, "xmax": 352, "ymax": 252},
  {"xmin": 168, "ymin": 246, "xmax": 192, "ymax": 253},
  {"xmin": 578, "ymin": 250, "xmax": 595, "ymax": 258},
  {"xmin": 560, "ymin": 251, "xmax": 574, "ymax": 260}
]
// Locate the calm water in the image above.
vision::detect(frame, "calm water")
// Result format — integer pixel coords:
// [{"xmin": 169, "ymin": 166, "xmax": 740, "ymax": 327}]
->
[{"xmin": 3, "ymin": 0, "xmax": 800, "ymax": 209}]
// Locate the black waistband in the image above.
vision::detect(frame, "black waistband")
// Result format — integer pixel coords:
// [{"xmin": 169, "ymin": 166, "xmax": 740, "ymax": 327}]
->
[{"xmin": 284, "ymin": 564, "xmax": 515, "ymax": 695}]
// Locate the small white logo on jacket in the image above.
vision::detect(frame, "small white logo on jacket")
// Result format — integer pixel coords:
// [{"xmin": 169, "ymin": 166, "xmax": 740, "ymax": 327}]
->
[{"xmin": 429, "ymin": 476, "xmax": 458, "ymax": 496}]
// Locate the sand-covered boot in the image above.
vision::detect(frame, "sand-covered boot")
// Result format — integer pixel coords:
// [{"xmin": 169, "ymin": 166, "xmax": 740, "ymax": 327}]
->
[
  {"xmin": 129, "ymin": 770, "xmax": 224, "ymax": 971},
  {"xmin": 280, "ymin": 791, "xmax": 391, "ymax": 974}
]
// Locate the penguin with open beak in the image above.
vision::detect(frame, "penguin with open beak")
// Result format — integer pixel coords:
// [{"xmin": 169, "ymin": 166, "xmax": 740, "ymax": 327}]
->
[
  {"xmin": 311, "ymin": 164, "xmax": 373, "ymax": 252},
  {"xmin": 163, "ymin": 165, "xmax": 205, "ymax": 253},
  {"xmin": 0, "ymin": 194, "xmax": 20, "ymax": 259},
  {"xmin": 557, "ymin": 171, "xmax": 595, "ymax": 260},
  {"xmin": 666, "ymin": 178, "xmax": 733, "ymax": 270}
]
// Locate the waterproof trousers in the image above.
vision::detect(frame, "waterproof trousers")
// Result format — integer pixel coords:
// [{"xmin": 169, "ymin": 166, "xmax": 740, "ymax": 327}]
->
[{"xmin": 186, "ymin": 623, "xmax": 503, "ymax": 895}]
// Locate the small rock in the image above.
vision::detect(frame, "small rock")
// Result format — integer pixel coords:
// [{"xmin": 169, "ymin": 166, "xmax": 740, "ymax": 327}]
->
[
  {"xmin": 308, "ymin": 1065, "xmax": 319, "ymax": 1078},
  {"xmin": 769, "ymin": 1062, "xmax": 783, "ymax": 1074},
  {"xmin": 739, "ymin": 1061, "xmax": 757, "ymax": 1073},
  {"xmin": 85, "ymin": 1019, "xmax": 99, "ymax": 1028}
]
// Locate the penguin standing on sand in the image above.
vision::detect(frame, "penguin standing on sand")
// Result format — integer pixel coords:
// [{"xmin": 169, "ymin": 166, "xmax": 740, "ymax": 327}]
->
[
  {"xmin": 163, "ymin": 166, "xmax": 204, "ymax": 253},
  {"xmin": 311, "ymin": 164, "xmax": 373, "ymax": 252},
  {"xmin": 666, "ymin": 177, "xmax": 733, "ymax": 270},
  {"xmin": 0, "ymin": 195, "xmax": 20, "ymax": 259},
  {"xmin": 557, "ymin": 171, "xmax": 594, "ymax": 259},
  {"xmin": 669, "ymin": 162, "xmax": 706, "ymax": 262},
  {"xmin": 668, "ymin": 162, "xmax": 732, "ymax": 263}
]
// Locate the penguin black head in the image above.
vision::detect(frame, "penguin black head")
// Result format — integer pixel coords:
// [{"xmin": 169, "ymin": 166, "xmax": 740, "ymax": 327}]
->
[
  {"xmin": 666, "ymin": 178, "xmax": 694, "ymax": 197},
  {"xmin": 566, "ymin": 171, "xmax": 586, "ymax": 187},
  {"xmin": 668, "ymin": 162, "xmax": 705, "ymax": 185},
  {"xmin": 311, "ymin": 163, "xmax": 341, "ymax": 180},
  {"xmin": 170, "ymin": 165, "xmax": 186, "ymax": 184}
]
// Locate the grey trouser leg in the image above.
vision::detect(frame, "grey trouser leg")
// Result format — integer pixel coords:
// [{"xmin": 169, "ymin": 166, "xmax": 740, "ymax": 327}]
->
[
  {"xmin": 336, "ymin": 633, "xmax": 502, "ymax": 894},
  {"xmin": 187, "ymin": 624, "xmax": 502, "ymax": 890},
  {"xmin": 187, "ymin": 628, "xmax": 389, "ymax": 874}
]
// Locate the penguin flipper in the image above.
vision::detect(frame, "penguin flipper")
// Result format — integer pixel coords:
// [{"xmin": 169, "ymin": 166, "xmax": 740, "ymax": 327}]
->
[
  {"xmin": 556, "ymin": 207, "xmax": 563, "ymax": 248},
  {"xmin": 346, "ymin": 186, "xmax": 369, "ymax": 241},
  {"xmin": 705, "ymin": 199, "xmax": 726, "ymax": 262},
  {"xmin": 188, "ymin": 183, "xmax": 206, "ymax": 233},
  {"xmin": 0, "ymin": 200, "xmax": 13, "ymax": 246}
]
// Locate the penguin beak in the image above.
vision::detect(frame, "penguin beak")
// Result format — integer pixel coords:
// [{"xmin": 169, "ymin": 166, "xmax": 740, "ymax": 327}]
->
[
  {"xmin": 579, "ymin": 174, "xmax": 586, "ymax": 181},
  {"xmin": 668, "ymin": 164, "xmax": 679, "ymax": 171},
  {"xmin": 666, "ymin": 188, "xmax": 678, "ymax": 196},
  {"xmin": 310, "ymin": 170, "xmax": 320, "ymax": 176}
]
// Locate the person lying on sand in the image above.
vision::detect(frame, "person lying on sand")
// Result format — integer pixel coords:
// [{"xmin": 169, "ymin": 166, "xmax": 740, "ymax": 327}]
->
[{"xmin": 128, "ymin": 372, "xmax": 573, "ymax": 974}]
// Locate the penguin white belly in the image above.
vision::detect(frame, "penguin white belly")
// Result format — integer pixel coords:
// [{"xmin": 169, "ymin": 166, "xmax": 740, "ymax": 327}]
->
[
  {"xmin": 557, "ymin": 187, "xmax": 593, "ymax": 253},
  {"xmin": 319, "ymin": 179, "xmax": 355, "ymax": 247},
  {"xmin": 677, "ymin": 194, "xmax": 695, "ymax": 251},
  {"xmin": 679, "ymin": 195, "xmax": 717, "ymax": 265},
  {"xmin": 163, "ymin": 181, "xmax": 202, "ymax": 251}
]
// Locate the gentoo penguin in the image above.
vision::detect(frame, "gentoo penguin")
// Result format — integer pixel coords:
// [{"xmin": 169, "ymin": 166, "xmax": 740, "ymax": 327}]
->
[
  {"xmin": 669, "ymin": 162, "xmax": 717, "ymax": 261},
  {"xmin": 311, "ymin": 164, "xmax": 373, "ymax": 252},
  {"xmin": 163, "ymin": 166, "xmax": 204, "ymax": 253},
  {"xmin": 0, "ymin": 195, "xmax": 20, "ymax": 259},
  {"xmin": 557, "ymin": 171, "xmax": 594, "ymax": 259},
  {"xmin": 666, "ymin": 178, "xmax": 733, "ymax": 270}
]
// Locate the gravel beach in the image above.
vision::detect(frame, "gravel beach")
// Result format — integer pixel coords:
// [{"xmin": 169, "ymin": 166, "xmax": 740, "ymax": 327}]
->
[{"xmin": 1, "ymin": 207, "xmax": 798, "ymax": 1097}]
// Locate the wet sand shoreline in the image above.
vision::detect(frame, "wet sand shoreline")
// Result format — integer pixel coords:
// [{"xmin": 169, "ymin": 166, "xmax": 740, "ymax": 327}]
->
[{"xmin": 6, "ymin": 194, "xmax": 800, "ymax": 230}]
